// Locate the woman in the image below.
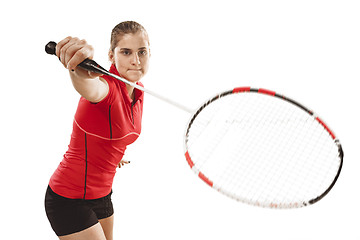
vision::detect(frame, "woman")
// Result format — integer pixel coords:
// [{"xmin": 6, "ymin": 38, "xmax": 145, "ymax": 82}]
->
[{"xmin": 45, "ymin": 21, "xmax": 150, "ymax": 240}]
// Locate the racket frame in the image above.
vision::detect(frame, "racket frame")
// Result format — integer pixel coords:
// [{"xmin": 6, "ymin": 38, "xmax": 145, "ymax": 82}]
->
[{"xmin": 184, "ymin": 87, "xmax": 343, "ymax": 208}]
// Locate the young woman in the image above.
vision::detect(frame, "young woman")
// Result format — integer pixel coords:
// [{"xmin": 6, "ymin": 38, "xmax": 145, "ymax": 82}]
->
[{"xmin": 45, "ymin": 21, "xmax": 150, "ymax": 240}]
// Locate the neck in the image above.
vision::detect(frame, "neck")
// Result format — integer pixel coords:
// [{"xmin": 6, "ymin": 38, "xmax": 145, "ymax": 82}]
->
[{"xmin": 126, "ymin": 84, "xmax": 135, "ymax": 101}]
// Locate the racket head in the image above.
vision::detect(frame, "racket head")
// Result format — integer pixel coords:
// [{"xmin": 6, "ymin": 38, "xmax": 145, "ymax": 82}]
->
[{"xmin": 184, "ymin": 87, "xmax": 343, "ymax": 209}]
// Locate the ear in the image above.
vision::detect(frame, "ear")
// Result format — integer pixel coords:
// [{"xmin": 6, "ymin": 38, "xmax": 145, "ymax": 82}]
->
[{"xmin": 108, "ymin": 50, "xmax": 115, "ymax": 64}]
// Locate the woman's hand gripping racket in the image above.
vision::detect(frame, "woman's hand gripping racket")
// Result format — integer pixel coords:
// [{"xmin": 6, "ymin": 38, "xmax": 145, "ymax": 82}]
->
[{"xmin": 46, "ymin": 41, "xmax": 343, "ymax": 209}]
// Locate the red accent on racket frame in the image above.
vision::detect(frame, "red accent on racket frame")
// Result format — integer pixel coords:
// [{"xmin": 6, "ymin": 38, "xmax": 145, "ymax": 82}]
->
[
  {"xmin": 316, "ymin": 117, "xmax": 336, "ymax": 140},
  {"xmin": 258, "ymin": 88, "xmax": 276, "ymax": 96},
  {"xmin": 185, "ymin": 151, "xmax": 195, "ymax": 168},
  {"xmin": 185, "ymin": 151, "xmax": 214, "ymax": 187},
  {"xmin": 233, "ymin": 87, "xmax": 251, "ymax": 93},
  {"xmin": 198, "ymin": 172, "xmax": 214, "ymax": 187}
]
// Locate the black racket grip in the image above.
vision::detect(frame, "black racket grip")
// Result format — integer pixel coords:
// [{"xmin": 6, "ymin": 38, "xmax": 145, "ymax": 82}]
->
[
  {"xmin": 45, "ymin": 41, "xmax": 109, "ymax": 75},
  {"xmin": 45, "ymin": 41, "xmax": 57, "ymax": 55}
]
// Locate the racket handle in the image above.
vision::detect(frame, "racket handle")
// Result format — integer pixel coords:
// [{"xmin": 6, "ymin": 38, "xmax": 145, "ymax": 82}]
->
[
  {"xmin": 45, "ymin": 41, "xmax": 57, "ymax": 55},
  {"xmin": 45, "ymin": 41, "xmax": 108, "ymax": 75}
]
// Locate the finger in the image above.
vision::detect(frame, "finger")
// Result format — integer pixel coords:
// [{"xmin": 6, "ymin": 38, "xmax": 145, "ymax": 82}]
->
[
  {"xmin": 118, "ymin": 160, "xmax": 131, "ymax": 168},
  {"xmin": 56, "ymin": 36, "xmax": 72, "ymax": 59},
  {"xmin": 58, "ymin": 38, "xmax": 89, "ymax": 69},
  {"xmin": 118, "ymin": 161, "xmax": 124, "ymax": 168},
  {"xmin": 59, "ymin": 38, "xmax": 79, "ymax": 68},
  {"xmin": 67, "ymin": 46, "xmax": 93, "ymax": 71}
]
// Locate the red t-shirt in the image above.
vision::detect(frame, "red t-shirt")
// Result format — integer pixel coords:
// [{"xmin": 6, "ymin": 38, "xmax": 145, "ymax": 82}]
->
[{"xmin": 49, "ymin": 65, "xmax": 144, "ymax": 199}]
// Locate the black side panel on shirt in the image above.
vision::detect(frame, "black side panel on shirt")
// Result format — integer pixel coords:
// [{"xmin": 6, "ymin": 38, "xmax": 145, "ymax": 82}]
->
[
  {"xmin": 83, "ymin": 133, "xmax": 88, "ymax": 199},
  {"xmin": 109, "ymin": 105, "xmax": 112, "ymax": 139}
]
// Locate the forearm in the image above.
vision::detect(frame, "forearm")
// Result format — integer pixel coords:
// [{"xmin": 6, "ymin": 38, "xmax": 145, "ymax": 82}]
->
[{"xmin": 69, "ymin": 70, "xmax": 108, "ymax": 103}]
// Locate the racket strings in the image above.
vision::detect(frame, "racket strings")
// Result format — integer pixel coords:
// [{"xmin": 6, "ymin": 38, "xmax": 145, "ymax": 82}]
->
[{"xmin": 186, "ymin": 92, "xmax": 341, "ymax": 207}]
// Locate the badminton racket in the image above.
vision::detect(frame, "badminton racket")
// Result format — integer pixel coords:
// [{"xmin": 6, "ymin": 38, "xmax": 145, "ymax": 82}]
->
[{"xmin": 46, "ymin": 41, "xmax": 343, "ymax": 209}]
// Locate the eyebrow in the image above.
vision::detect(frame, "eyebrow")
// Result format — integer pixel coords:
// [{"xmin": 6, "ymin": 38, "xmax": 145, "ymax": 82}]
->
[{"xmin": 120, "ymin": 47, "xmax": 148, "ymax": 51}]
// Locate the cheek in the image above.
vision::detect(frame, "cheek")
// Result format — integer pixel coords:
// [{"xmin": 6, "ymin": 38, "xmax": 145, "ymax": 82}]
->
[
  {"xmin": 113, "ymin": 53, "xmax": 127, "ymax": 66},
  {"xmin": 115, "ymin": 62, "xmax": 128, "ymax": 76},
  {"xmin": 114, "ymin": 56, "xmax": 127, "ymax": 67},
  {"xmin": 141, "ymin": 60, "xmax": 150, "ymax": 73}
]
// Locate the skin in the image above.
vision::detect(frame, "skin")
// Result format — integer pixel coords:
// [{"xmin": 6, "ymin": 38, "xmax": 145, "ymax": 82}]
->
[
  {"xmin": 55, "ymin": 31, "xmax": 150, "ymax": 240},
  {"xmin": 108, "ymin": 31, "xmax": 150, "ymax": 100}
]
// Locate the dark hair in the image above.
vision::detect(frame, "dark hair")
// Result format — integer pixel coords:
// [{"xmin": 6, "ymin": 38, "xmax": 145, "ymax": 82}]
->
[{"xmin": 110, "ymin": 21, "xmax": 149, "ymax": 52}]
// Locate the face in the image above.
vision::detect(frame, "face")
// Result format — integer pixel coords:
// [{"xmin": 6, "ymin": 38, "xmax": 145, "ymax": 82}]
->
[{"xmin": 109, "ymin": 31, "xmax": 150, "ymax": 83}]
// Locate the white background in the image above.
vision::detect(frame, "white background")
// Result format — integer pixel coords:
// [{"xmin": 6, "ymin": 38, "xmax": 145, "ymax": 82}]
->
[{"xmin": 1, "ymin": 0, "xmax": 359, "ymax": 239}]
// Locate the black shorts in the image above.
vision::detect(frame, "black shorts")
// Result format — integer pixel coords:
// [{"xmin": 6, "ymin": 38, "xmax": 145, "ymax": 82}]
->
[{"xmin": 44, "ymin": 186, "xmax": 114, "ymax": 236}]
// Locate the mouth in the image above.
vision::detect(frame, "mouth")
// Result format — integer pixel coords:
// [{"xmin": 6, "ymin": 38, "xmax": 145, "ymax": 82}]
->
[{"xmin": 127, "ymin": 69, "xmax": 143, "ymax": 77}]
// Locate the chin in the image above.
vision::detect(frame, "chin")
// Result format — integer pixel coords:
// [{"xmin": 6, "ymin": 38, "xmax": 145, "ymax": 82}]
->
[{"xmin": 126, "ymin": 75, "xmax": 143, "ymax": 83}]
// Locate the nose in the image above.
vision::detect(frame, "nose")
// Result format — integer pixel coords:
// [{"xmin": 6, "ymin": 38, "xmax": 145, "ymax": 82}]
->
[{"xmin": 131, "ymin": 53, "xmax": 140, "ymax": 66}]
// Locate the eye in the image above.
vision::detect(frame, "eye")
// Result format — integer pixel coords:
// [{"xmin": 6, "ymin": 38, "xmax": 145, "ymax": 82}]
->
[
  {"xmin": 139, "ymin": 50, "xmax": 147, "ymax": 56},
  {"xmin": 121, "ymin": 50, "xmax": 131, "ymax": 56}
]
